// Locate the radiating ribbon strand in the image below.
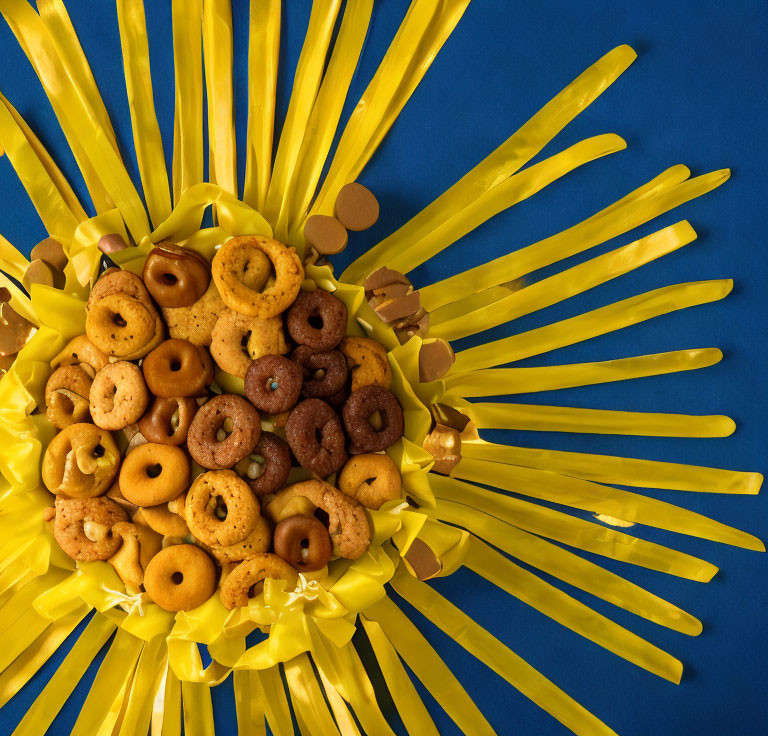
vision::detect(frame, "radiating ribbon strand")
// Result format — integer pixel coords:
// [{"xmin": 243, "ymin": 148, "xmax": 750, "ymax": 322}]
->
[
  {"xmin": 234, "ymin": 669, "xmax": 267, "ymax": 736},
  {"xmin": 115, "ymin": 0, "xmax": 172, "ymax": 228},
  {"xmin": 181, "ymin": 681, "xmax": 215, "ymax": 736},
  {"xmin": 254, "ymin": 666, "xmax": 294, "ymax": 736},
  {"xmin": 452, "ymin": 279, "xmax": 733, "ymax": 373},
  {"xmin": 284, "ymin": 653, "xmax": 341, "ymax": 736},
  {"xmin": 119, "ymin": 636, "xmax": 167, "ymax": 736}
]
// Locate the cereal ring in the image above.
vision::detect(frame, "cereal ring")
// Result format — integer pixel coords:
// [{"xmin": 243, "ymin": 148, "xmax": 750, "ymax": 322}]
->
[
  {"xmin": 266, "ymin": 480, "xmax": 370, "ymax": 559},
  {"xmin": 90, "ymin": 361, "xmax": 150, "ymax": 430},
  {"xmin": 53, "ymin": 496, "xmax": 128, "ymax": 561},
  {"xmin": 185, "ymin": 470, "xmax": 260, "ymax": 546},
  {"xmin": 143, "ymin": 243, "xmax": 210, "ymax": 308},
  {"xmin": 138, "ymin": 396, "xmax": 199, "ymax": 445},
  {"xmin": 135, "ymin": 502, "xmax": 190, "ymax": 537},
  {"xmin": 210, "ymin": 309, "xmax": 288, "ymax": 379},
  {"xmin": 338, "ymin": 454, "xmax": 402, "ymax": 509},
  {"xmin": 219, "ymin": 553, "xmax": 298, "ymax": 609},
  {"xmin": 108, "ymin": 522, "xmax": 163, "ymax": 592},
  {"xmin": 162, "ymin": 279, "xmax": 225, "ymax": 346},
  {"xmin": 244, "ymin": 355, "xmax": 303, "ymax": 413},
  {"xmin": 142, "ymin": 339, "xmax": 213, "ymax": 397},
  {"xmin": 285, "ymin": 399, "xmax": 347, "ymax": 477},
  {"xmin": 208, "ymin": 515, "xmax": 271, "ymax": 564},
  {"xmin": 292, "ymin": 346, "xmax": 348, "ymax": 398},
  {"xmin": 286, "ymin": 290, "xmax": 347, "ymax": 351},
  {"xmin": 273, "ymin": 515, "xmax": 332, "ymax": 572},
  {"xmin": 212, "ymin": 236, "xmax": 304, "ymax": 318},
  {"xmin": 45, "ymin": 365, "xmax": 92, "ymax": 428},
  {"xmin": 42, "ymin": 423, "xmax": 120, "ymax": 497},
  {"xmin": 342, "ymin": 386, "xmax": 404, "ymax": 453},
  {"xmin": 339, "ymin": 337, "xmax": 391, "ymax": 392},
  {"xmin": 50, "ymin": 335, "xmax": 109, "ymax": 377},
  {"xmin": 119, "ymin": 443, "xmax": 190, "ymax": 506},
  {"xmin": 187, "ymin": 394, "xmax": 262, "ymax": 469},
  {"xmin": 144, "ymin": 544, "xmax": 217, "ymax": 612},
  {"xmin": 234, "ymin": 432, "xmax": 291, "ymax": 498}
]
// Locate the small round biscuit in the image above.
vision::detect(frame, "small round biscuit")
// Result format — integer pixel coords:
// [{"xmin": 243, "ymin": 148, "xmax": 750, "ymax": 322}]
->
[
  {"xmin": 142, "ymin": 339, "xmax": 213, "ymax": 397},
  {"xmin": 45, "ymin": 364, "xmax": 92, "ymax": 428},
  {"xmin": 119, "ymin": 442, "xmax": 190, "ymax": 506},
  {"xmin": 50, "ymin": 335, "xmax": 109, "ymax": 377},
  {"xmin": 144, "ymin": 544, "xmax": 217, "ymax": 612},
  {"xmin": 338, "ymin": 454, "xmax": 402, "ymax": 510},
  {"xmin": 90, "ymin": 361, "xmax": 150, "ymax": 430},
  {"xmin": 207, "ymin": 515, "xmax": 271, "ymax": 565},
  {"xmin": 219, "ymin": 553, "xmax": 298, "ymax": 610},
  {"xmin": 53, "ymin": 496, "xmax": 128, "ymax": 561},
  {"xmin": 162, "ymin": 279, "xmax": 225, "ymax": 347}
]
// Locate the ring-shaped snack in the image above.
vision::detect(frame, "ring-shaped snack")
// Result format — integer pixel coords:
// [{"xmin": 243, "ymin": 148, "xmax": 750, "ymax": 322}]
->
[
  {"xmin": 142, "ymin": 339, "xmax": 213, "ymax": 397},
  {"xmin": 292, "ymin": 346, "xmax": 348, "ymax": 398},
  {"xmin": 187, "ymin": 394, "xmax": 262, "ymax": 469},
  {"xmin": 342, "ymin": 385, "xmax": 404, "ymax": 453},
  {"xmin": 50, "ymin": 334, "xmax": 109, "ymax": 377},
  {"xmin": 119, "ymin": 442, "xmax": 190, "ymax": 506},
  {"xmin": 53, "ymin": 496, "xmax": 128, "ymax": 561},
  {"xmin": 185, "ymin": 470, "xmax": 260, "ymax": 546},
  {"xmin": 285, "ymin": 399, "xmax": 347, "ymax": 478},
  {"xmin": 244, "ymin": 355, "xmax": 303, "ymax": 414},
  {"xmin": 236, "ymin": 432, "xmax": 292, "ymax": 498},
  {"xmin": 219, "ymin": 552, "xmax": 298, "ymax": 610},
  {"xmin": 45, "ymin": 364, "xmax": 92, "ymax": 428},
  {"xmin": 208, "ymin": 515, "xmax": 271, "ymax": 564},
  {"xmin": 338, "ymin": 453, "xmax": 402, "ymax": 509},
  {"xmin": 138, "ymin": 396, "xmax": 199, "ymax": 445},
  {"xmin": 135, "ymin": 502, "xmax": 190, "ymax": 537},
  {"xmin": 273, "ymin": 515, "xmax": 332, "ymax": 572},
  {"xmin": 339, "ymin": 336, "xmax": 392, "ymax": 392},
  {"xmin": 212, "ymin": 235, "xmax": 304, "ymax": 318},
  {"xmin": 286, "ymin": 290, "xmax": 347, "ymax": 351},
  {"xmin": 90, "ymin": 361, "xmax": 150, "ymax": 430},
  {"xmin": 142, "ymin": 243, "xmax": 210, "ymax": 308},
  {"xmin": 143, "ymin": 544, "xmax": 217, "ymax": 612}
]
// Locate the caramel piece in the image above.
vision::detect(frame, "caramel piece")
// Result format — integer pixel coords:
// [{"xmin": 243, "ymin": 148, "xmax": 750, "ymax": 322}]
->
[
  {"xmin": 0, "ymin": 288, "xmax": 10, "ymax": 303},
  {"xmin": 0, "ymin": 302, "xmax": 34, "ymax": 356},
  {"xmin": 31, "ymin": 237, "xmax": 67, "ymax": 271},
  {"xmin": 363, "ymin": 267, "xmax": 410, "ymax": 293},
  {"xmin": 0, "ymin": 353, "xmax": 14, "ymax": 374},
  {"xmin": 374, "ymin": 291, "xmax": 421, "ymax": 323},
  {"xmin": 304, "ymin": 215, "xmax": 348, "ymax": 255},
  {"xmin": 419, "ymin": 338, "xmax": 455, "ymax": 382},
  {"xmin": 23, "ymin": 259, "xmax": 63, "ymax": 291},
  {"xmin": 423, "ymin": 423, "xmax": 461, "ymax": 475},
  {"xmin": 404, "ymin": 538, "xmax": 442, "ymax": 580},
  {"xmin": 98, "ymin": 233, "xmax": 129, "ymax": 254},
  {"xmin": 335, "ymin": 182, "xmax": 379, "ymax": 231}
]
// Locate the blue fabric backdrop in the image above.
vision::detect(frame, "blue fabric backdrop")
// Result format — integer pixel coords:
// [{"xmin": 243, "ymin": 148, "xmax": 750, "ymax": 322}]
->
[{"xmin": 0, "ymin": 1, "xmax": 766, "ymax": 734}]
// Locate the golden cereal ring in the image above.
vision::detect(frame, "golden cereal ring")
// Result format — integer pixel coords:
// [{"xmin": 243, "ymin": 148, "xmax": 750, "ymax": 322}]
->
[
  {"xmin": 50, "ymin": 335, "xmax": 109, "ymax": 377},
  {"xmin": 162, "ymin": 279, "xmax": 225, "ymax": 347},
  {"xmin": 89, "ymin": 361, "xmax": 150, "ymax": 430},
  {"xmin": 108, "ymin": 521, "xmax": 163, "ymax": 592},
  {"xmin": 119, "ymin": 442, "xmax": 190, "ymax": 507},
  {"xmin": 144, "ymin": 544, "xmax": 217, "ymax": 612},
  {"xmin": 43, "ymin": 423, "xmax": 120, "ymax": 498},
  {"xmin": 339, "ymin": 337, "xmax": 391, "ymax": 392},
  {"xmin": 338, "ymin": 454, "xmax": 402, "ymax": 510},
  {"xmin": 134, "ymin": 502, "xmax": 190, "ymax": 537},
  {"xmin": 210, "ymin": 308, "xmax": 288, "ymax": 379},
  {"xmin": 212, "ymin": 236, "xmax": 303, "ymax": 318},
  {"xmin": 185, "ymin": 470, "xmax": 260, "ymax": 546},
  {"xmin": 45, "ymin": 365, "xmax": 92, "ymax": 429},
  {"xmin": 86, "ymin": 293, "xmax": 163, "ymax": 360},
  {"xmin": 208, "ymin": 515, "xmax": 271, "ymax": 565},
  {"xmin": 220, "ymin": 553, "xmax": 298, "ymax": 610},
  {"xmin": 265, "ymin": 480, "xmax": 370, "ymax": 560},
  {"xmin": 53, "ymin": 496, "xmax": 127, "ymax": 561}
]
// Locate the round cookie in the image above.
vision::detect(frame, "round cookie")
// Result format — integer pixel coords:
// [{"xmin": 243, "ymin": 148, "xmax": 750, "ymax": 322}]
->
[
  {"xmin": 286, "ymin": 290, "xmax": 347, "ymax": 351},
  {"xmin": 219, "ymin": 553, "xmax": 298, "ymax": 610},
  {"xmin": 53, "ymin": 496, "xmax": 128, "ymax": 561},
  {"xmin": 138, "ymin": 396, "xmax": 199, "ymax": 446},
  {"xmin": 143, "ymin": 544, "xmax": 217, "ymax": 612},
  {"xmin": 45, "ymin": 364, "xmax": 92, "ymax": 429},
  {"xmin": 342, "ymin": 385, "xmax": 404, "ymax": 454},
  {"xmin": 50, "ymin": 335, "xmax": 109, "ymax": 377},
  {"xmin": 285, "ymin": 399, "xmax": 347, "ymax": 477},
  {"xmin": 207, "ymin": 515, "xmax": 271, "ymax": 565},
  {"xmin": 90, "ymin": 361, "xmax": 149, "ymax": 430},
  {"xmin": 338, "ymin": 453, "xmax": 402, "ymax": 509},
  {"xmin": 244, "ymin": 355, "xmax": 303, "ymax": 414},
  {"xmin": 273, "ymin": 515, "xmax": 332, "ymax": 572},
  {"xmin": 119, "ymin": 442, "xmax": 190, "ymax": 506},
  {"xmin": 143, "ymin": 243, "xmax": 210, "ymax": 308},
  {"xmin": 142, "ymin": 339, "xmax": 213, "ymax": 397}
]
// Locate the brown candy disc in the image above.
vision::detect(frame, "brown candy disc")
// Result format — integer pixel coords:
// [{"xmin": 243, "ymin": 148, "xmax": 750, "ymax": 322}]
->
[
  {"xmin": 334, "ymin": 182, "xmax": 379, "ymax": 231},
  {"xmin": 303, "ymin": 215, "xmax": 348, "ymax": 255},
  {"xmin": 31, "ymin": 237, "xmax": 67, "ymax": 271}
]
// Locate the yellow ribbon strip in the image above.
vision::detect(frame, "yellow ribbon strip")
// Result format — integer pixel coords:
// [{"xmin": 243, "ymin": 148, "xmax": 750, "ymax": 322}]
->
[
  {"xmin": 443, "ymin": 348, "xmax": 723, "ymax": 397},
  {"xmin": 115, "ymin": 0, "xmax": 172, "ymax": 228},
  {"xmin": 171, "ymin": 0, "xmax": 204, "ymax": 204},
  {"xmin": 233, "ymin": 669, "xmax": 267, "ymax": 736},
  {"xmin": 451, "ymin": 279, "xmax": 733, "ymax": 373},
  {"xmin": 118, "ymin": 636, "xmax": 167, "ymax": 736},
  {"xmin": 243, "ymin": 0, "xmax": 280, "ymax": 212},
  {"xmin": 420, "ymin": 167, "xmax": 728, "ymax": 310},
  {"xmin": 203, "ymin": 0, "xmax": 236, "ymax": 196},
  {"xmin": 150, "ymin": 660, "xmax": 182, "ymax": 736},
  {"xmin": 430, "ymin": 220, "xmax": 696, "ymax": 339},
  {"xmin": 181, "ymin": 681, "xmax": 215, "ymax": 736},
  {"xmin": 254, "ymin": 666, "xmax": 294, "ymax": 736},
  {"xmin": 317, "ymin": 670, "xmax": 362, "ymax": 736},
  {"xmin": 430, "ymin": 475, "xmax": 718, "ymax": 581},
  {"xmin": 284, "ymin": 653, "xmax": 341, "ymax": 736},
  {"xmin": 0, "ymin": 567, "xmax": 69, "ymax": 634}
]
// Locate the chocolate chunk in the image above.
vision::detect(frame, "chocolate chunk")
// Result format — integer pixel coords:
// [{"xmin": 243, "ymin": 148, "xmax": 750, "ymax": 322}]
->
[
  {"xmin": 394, "ymin": 308, "xmax": 430, "ymax": 345},
  {"xmin": 363, "ymin": 266, "xmax": 410, "ymax": 293},
  {"xmin": 304, "ymin": 215, "xmax": 348, "ymax": 255},
  {"xmin": 23, "ymin": 258, "xmax": 64, "ymax": 291},
  {"xmin": 404, "ymin": 538, "xmax": 442, "ymax": 580},
  {"xmin": 98, "ymin": 233, "xmax": 129, "ymax": 254},
  {"xmin": 419, "ymin": 338, "xmax": 455, "ymax": 382},
  {"xmin": 373, "ymin": 291, "xmax": 421, "ymax": 323},
  {"xmin": 30, "ymin": 237, "xmax": 67, "ymax": 271},
  {"xmin": 0, "ymin": 287, "xmax": 11, "ymax": 303},
  {"xmin": 0, "ymin": 302, "xmax": 35, "ymax": 356},
  {"xmin": 335, "ymin": 182, "xmax": 379, "ymax": 232}
]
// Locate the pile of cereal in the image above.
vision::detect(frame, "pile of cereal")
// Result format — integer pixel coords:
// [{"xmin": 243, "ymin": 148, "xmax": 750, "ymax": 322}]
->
[{"xmin": 41, "ymin": 235, "xmax": 404, "ymax": 612}]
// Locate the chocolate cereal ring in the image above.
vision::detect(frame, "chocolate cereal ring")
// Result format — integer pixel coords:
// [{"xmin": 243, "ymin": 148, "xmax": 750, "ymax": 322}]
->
[
  {"xmin": 338, "ymin": 453, "xmax": 402, "ymax": 510},
  {"xmin": 285, "ymin": 399, "xmax": 347, "ymax": 477},
  {"xmin": 90, "ymin": 361, "xmax": 150, "ymax": 430},
  {"xmin": 143, "ymin": 243, "xmax": 210, "ymax": 308},
  {"xmin": 220, "ymin": 553, "xmax": 298, "ymax": 609},
  {"xmin": 342, "ymin": 385, "xmax": 404, "ymax": 453},
  {"xmin": 144, "ymin": 544, "xmax": 217, "ymax": 612},
  {"xmin": 142, "ymin": 339, "xmax": 213, "ymax": 397},
  {"xmin": 212, "ymin": 236, "xmax": 304, "ymax": 318},
  {"xmin": 187, "ymin": 394, "xmax": 262, "ymax": 469},
  {"xmin": 42, "ymin": 423, "xmax": 120, "ymax": 497},
  {"xmin": 244, "ymin": 355, "xmax": 303, "ymax": 413},
  {"xmin": 45, "ymin": 365, "xmax": 92, "ymax": 428},
  {"xmin": 208, "ymin": 515, "xmax": 271, "ymax": 565},
  {"xmin": 286, "ymin": 290, "xmax": 347, "ymax": 351},
  {"xmin": 53, "ymin": 496, "xmax": 128, "ymax": 561},
  {"xmin": 292, "ymin": 346, "xmax": 348, "ymax": 398},
  {"xmin": 138, "ymin": 396, "xmax": 199, "ymax": 445},
  {"xmin": 273, "ymin": 515, "xmax": 332, "ymax": 572},
  {"xmin": 185, "ymin": 470, "xmax": 260, "ymax": 546},
  {"xmin": 119, "ymin": 443, "xmax": 190, "ymax": 506},
  {"xmin": 236, "ymin": 432, "xmax": 291, "ymax": 498}
]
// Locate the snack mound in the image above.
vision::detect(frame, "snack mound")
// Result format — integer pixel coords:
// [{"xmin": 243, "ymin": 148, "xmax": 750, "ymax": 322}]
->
[{"xmin": 39, "ymin": 236, "xmax": 405, "ymax": 613}]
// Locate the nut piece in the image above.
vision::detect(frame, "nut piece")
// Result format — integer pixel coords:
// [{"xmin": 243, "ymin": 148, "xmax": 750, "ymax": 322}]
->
[
  {"xmin": 334, "ymin": 182, "xmax": 379, "ymax": 232},
  {"xmin": 423, "ymin": 423, "xmax": 461, "ymax": 475},
  {"xmin": 394, "ymin": 308, "xmax": 430, "ymax": 344},
  {"xmin": 303, "ymin": 215, "xmax": 348, "ymax": 255},
  {"xmin": 418, "ymin": 338, "xmax": 455, "ymax": 382},
  {"xmin": 31, "ymin": 237, "xmax": 67, "ymax": 271}
]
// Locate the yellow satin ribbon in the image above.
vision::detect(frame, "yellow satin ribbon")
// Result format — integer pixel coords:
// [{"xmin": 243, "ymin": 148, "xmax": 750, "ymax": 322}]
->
[
  {"xmin": 233, "ymin": 669, "xmax": 267, "ymax": 736},
  {"xmin": 182, "ymin": 681, "xmax": 216, "ymax": 736},
  {"xmin": 119, "ymin": 636, "xmax": 167, "ymax": 736},
  {"xmin": 150, "ymin": 659, "xmax": 182, "ymax": 736},
  {"xmin": 254, "ymin": 666, "xmax": 294, "ymax": 735}
]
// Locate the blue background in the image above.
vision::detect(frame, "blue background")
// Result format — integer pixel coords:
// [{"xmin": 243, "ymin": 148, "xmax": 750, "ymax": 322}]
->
[{"xmin": 0, "ymin": 1, "xmax": 767, "ymax": 734}]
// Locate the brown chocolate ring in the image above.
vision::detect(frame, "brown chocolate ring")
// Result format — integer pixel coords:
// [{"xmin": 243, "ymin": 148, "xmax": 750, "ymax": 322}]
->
[
  {"xmin": 342, "ymin": 385, "xmax": 404, "ymax": 453},
  {"xmin": 143, "ymin": 245, "xmax": 210, "ymax": 308},
  {"xmin": 292, "ymin": 346, "xmax": 348, "ymax": 398},
  {"xmin": 241, "ymin": 432, "xmax": 292, "ymax": 498},
  {"xmin": 142, "ymin": 339, "xmax": 213, "ymax": 397},
  {"xmin": 138, "ymin": 396, "xmax": 199, "ymax": 445},
  {"xmin": 285, "ymin": 399, "xmax": 347, "ymax": 477},
  {"xmin": 273, "ymin": 515, "xmax": 332, "ymax": 572},
  {"xmin": 286, "ymin": 290, "xmax": 347, "ymax": 351},
  {"xmin": 244, "ymin": 355, "xmax": 303, "ymax": 414}
]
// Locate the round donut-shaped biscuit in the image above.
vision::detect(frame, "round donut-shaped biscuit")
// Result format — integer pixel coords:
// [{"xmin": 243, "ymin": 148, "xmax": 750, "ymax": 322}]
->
[
  {"xmin": 142, "ymin": 244, "xmax": 210, "ymax": 308},
  {"xmin": 119, "ymin": 442, "xmax": 190, "ymax": 506},
  {"xmin": 273, "ymin": 515, "xmax": 332, "ymax": 572},
  {"xmin": 285, "ymin": 399, "xmax": 347, "ymax": 478},
  {"xmin": 342, "ymin": 385, "xmax": 404, "ymax": 453},
  {"xmin": 136, "ymin": 502, "xmax": 190, "ymax": 537},
  {"xmin": 187, "ymin": 394, "xmax": 261, "ymax": 469},
  {"xmin": 208, "ymin": 515, "xmax": 271, "ymax": 565},
  {"xmin": 142, "ymin": 339, "xmax": 213, "ymax": 397},
  {"xmin": 286, "ymin": 290, "xmax": 347, "ymax": 351},
  {"xmin": 53, "ymin": 496, "xmax": 128, "ymax": 561},
  {"xmin": 338, "ymin": 453, "xmax": 402, "ymax": 510},
  {"xmin": 143, "ymin": 544, "xmax": 217, "ymax": 612},
  {"xmin": 219, "ymin": 553, "xmax": 298, "ymax": 610},
  {"xmin": 138, "ymin": 396, "xmax": 199, "ymax": 445},
  {"xmin": 292, "ymin": 346, "xmax": 348, "ymax": 398},
  {"xmin": 45, "ymin": 364, "xmax": 92, "ymax": 428},
  {"xmin": 185, "ymin": 470, "xmax": 260, "ymax": 546},
  {"xmin": 86, "ymin": 293, "xmax": 158, "ymax": 358},
  {"xmin": 212, "ymin": 236, "xmax": 304, "ymax": 318},
  {"xmin": 89, "ymin": 361, "xmax": 150, "ymax": 431},
  {"xmin": 42, "ymin": 423, "xmax": 120, "ymax": 497},
  {"xmin": 240, "ymin": 432, "xmax": 291, "ymax": 498},
  {"xmin": 244, "ymin": 355, "xmax": 302, "ymax": 413},
  {"xmin": 50, "ymin": 334, "xmax": 109, "ymax": 376}
]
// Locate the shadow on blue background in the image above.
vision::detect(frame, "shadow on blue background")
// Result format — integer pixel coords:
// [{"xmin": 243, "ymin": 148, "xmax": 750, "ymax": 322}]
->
[{"xmin": 0, "ymin": 1, "xmax": 766, "ymax": 734}]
